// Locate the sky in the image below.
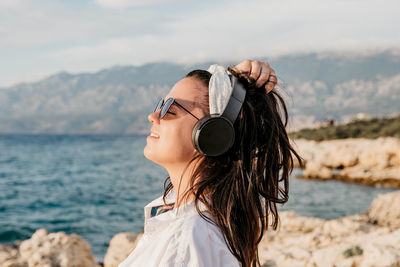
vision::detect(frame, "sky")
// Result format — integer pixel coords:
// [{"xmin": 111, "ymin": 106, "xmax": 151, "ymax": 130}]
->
[{"xmin": 0, "ymin": 0, "xmax": 399, "ymax": 87}]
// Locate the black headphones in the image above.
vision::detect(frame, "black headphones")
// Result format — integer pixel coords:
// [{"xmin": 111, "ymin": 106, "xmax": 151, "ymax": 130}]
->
[{"xmin": 192, "ymin": 75, "xmax": 246, "ymax": 156}]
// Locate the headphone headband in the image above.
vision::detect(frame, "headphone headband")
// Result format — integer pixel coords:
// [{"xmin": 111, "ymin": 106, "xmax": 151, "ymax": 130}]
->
[{"xmin": 221, "ymin": 75, "xmax": 246, "ymax": 123}]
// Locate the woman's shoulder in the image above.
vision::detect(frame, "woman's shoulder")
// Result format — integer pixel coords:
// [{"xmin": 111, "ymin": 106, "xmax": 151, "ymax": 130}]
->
[
  {"xmin": 182, "ymin": 210, "xmax": 224, "ymax": 241},
  {"xmin": 173, "ymin": 210, "xmax": 240, "ymax": 266},
  {"xmin": 173, "ymin": 201, "xmax": 222, "ymax": 240}
]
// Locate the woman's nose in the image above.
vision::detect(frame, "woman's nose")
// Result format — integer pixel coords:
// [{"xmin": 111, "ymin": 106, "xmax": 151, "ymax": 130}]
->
[{"xmin": 148, "ymin": 110, "xmax": 160, "ymax": 124}]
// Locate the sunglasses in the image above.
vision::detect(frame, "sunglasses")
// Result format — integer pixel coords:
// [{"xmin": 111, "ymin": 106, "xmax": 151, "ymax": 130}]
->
[{"xmin": 154, "ymin": 98, "xmax": 200, "ymax": 121}]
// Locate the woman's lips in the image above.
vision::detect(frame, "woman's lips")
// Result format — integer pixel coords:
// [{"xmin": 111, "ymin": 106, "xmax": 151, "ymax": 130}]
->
[{"xmin": 148, "ymin": 131, "xmax": 159, "ymax": 139}]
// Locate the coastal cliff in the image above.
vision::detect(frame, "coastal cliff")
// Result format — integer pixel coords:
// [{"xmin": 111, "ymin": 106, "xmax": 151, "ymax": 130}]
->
[{"xmin": 292, "ymin": 137, "xmax": 400, "ymax": 187}]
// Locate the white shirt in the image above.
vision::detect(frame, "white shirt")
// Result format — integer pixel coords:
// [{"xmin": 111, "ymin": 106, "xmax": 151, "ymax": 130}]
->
[{"xmin": 118, "ymin": 189, "xmax": 240, "ymax": 267}]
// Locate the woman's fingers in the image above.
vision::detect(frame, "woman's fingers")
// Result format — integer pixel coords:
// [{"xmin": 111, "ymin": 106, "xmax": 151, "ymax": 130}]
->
[
  {"xmin": 255, "ymin": 62, "xmax": 271, "ymax": 88},
  {"xmin": 249, "ymin": 60, "xmax": 262, "ymax": 82},
  {"xmin": 233, "ymin": 60, "xmax": 277, "ymax": 93},
  {"xmin": 265, "ymin": 69, "xmax": 277, "ymax": 94},
  {"xmin": 232, "ymin": 59, "xmax": 252, "ymax": 75}
]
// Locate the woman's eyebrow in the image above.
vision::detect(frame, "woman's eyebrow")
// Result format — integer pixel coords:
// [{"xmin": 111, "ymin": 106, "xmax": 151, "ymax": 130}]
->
[{"xmin": 174, "ymin": 98, "xmax": 196, "ymax": 110}]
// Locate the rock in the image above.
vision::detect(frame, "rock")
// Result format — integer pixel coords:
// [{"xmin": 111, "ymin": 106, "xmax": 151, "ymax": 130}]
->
[
  {"xmin": 338, "ymin": 166, "xmax": 400, "ymax": 186},
  {"xmin": 257, "ymin": 191, "xmax": 400, "ymax": 266},
  {"xmin": 259, "ymin": 212, "xmax": 400, "ymax": 267},
  {"xmin": 368, "ymin": 190, "xmax": 400, "ymax": 229},
  {"xmin": 0, "ymin": 229, "xmax": 99, "ymax": 267},
  {"xmin": 357, "ymin": 229, "xmax": 400, "ymax": 266},
  {"xmin": 303, "ymin": 161, "xmax": 333, "ymax": 179},
  {"xmin": 104, "ymin": 232, "xmax": 142, "ymax": 267},
  {"xmin": 292, "ymin": 137, "xmax": 400, "ymax": 187},
  {"xmin": 0, "ymin": 242, "xmax": 26, "ymax": 267},
  {"xmin": 308, "ymin": 229, "xmax": 400, "ymax": 267}
]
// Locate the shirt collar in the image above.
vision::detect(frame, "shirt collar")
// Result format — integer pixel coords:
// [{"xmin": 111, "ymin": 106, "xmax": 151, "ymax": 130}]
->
[{"xmin": 144, "ymin": 188, "xmax": 208, "ymax": 223}]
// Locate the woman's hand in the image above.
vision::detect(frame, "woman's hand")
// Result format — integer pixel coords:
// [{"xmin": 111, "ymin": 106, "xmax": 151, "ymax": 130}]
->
[{"xmin": 233, "ymin": 60, "xmax": 277, "ymax": 93}]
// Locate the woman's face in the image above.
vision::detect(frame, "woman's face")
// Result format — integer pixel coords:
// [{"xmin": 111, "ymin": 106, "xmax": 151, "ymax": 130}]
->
[{"xmin": 144, "ymin": 77, "xmax": 208, "ymax": 167}]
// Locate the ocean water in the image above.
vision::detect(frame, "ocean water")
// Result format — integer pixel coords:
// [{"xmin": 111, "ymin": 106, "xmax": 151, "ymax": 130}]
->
[{"xmin": 0, "ymin": 134, "xmax": 396, "ymax": 261}]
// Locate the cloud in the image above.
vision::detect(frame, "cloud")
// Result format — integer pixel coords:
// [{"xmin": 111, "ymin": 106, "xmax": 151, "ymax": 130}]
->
[
  {"xmin": 1, "ymin": 0, "xmax": 399, "ymax": 86},
  {"xmin": 0, "ymin": 1, "xmax": 161, "ymax": 50},
  {"xmin": 54, "ymin": 0, "xmax": 399, "ymax": 65},
  {"xmin": 93, "ymin": 0, "xmax": 178, "ymax": 8},
  {"xmin": 0, "ymin": 0, "xmax": 22, "ymax": 7}
]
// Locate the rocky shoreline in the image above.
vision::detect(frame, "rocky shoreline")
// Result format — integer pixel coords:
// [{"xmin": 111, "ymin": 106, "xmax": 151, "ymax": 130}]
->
[
  {"xmin": 1, "ymin": 190, "xmax": 399, "ymax": 267},
  {"xmin": 292, "ymin": 137, "xmax": 400, "ymax": 187},
  {"xmin": 257, "ymin": 190, "xmax": 400, "ymax": 266}
]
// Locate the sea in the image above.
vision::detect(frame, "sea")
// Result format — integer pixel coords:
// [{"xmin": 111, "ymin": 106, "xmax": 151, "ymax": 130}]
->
[{"xmin": 0, "ymin": 134, "xmax": 396, "ymax": 262}]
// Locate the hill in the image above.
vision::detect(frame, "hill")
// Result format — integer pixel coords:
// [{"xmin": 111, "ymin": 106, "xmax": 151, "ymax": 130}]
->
[{"xmin": 0, "ymin": 49, "xmax": 399, "ymax": 134}]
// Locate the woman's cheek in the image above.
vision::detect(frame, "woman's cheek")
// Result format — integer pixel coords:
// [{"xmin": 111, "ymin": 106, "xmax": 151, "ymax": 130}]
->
[{"xmin": 179, "ymin": 124, "xmax": 197, "ymax": 154}]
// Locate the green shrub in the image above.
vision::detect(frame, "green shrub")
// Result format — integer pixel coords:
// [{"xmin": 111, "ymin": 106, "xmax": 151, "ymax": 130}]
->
[
  {"xmin": 343, "ymin": 245, "xmax": 363, "ymax": 258},
  {"xmin": 289, "ymin": 115, "xmax": 400, "ymax": 140}
]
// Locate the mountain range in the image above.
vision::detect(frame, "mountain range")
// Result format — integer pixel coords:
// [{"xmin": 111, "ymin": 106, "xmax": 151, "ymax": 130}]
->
[{"xmin": 0, "ymin": 49, "xmax": 399, "ymax": 134}]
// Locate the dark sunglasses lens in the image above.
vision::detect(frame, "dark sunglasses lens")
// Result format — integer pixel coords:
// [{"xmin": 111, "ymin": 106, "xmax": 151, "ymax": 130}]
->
[
  {"xmin": 154, "ymin": 98, "xmax": 163, "ymax": 112},
  {"xmin": 160, "ymin": 98, "xmax": 174, "ymax": 119}
]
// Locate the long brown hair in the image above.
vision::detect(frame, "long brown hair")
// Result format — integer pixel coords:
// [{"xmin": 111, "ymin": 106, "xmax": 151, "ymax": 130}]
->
[{"xmin": 163, "ymin": 67, "xmax": 303, "ymax": 267}]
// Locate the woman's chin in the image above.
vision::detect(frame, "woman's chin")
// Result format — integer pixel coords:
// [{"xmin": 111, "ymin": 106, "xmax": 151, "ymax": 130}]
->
[
  {"xmin": 143, "ymin": 146, "xmax": 158, "ymax": 163},
  {"xmin": 143, "ymin": 146, "xmax": 152, "ymax": 160}
]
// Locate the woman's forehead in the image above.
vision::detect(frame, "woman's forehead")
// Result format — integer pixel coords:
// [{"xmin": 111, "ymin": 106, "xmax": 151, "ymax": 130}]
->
[{"xmin": 166, "ymin": 77, "xmax": 207, "ymax": 108}]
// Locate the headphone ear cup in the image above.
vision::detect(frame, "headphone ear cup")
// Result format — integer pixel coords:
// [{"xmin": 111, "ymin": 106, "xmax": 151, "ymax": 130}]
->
[{"xmin": 192, "ymin": 116, "xmax": 235, "ymax": 156}]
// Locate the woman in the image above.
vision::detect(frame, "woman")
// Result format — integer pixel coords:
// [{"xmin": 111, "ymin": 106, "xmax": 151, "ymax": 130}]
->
[{"xmin": 119, "ymin": 60, "xmax": 303, "ymax": 267}]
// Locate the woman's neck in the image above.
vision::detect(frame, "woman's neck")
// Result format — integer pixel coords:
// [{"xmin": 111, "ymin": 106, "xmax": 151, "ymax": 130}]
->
[{"xmin": 166, "ymin": 161, "xmax": 199, "ymax": 208}]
